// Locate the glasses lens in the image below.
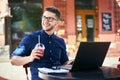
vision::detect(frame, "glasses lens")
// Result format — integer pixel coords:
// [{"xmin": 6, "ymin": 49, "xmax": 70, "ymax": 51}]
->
[{"xmin": 42, "ymin": 16, "xmax": 57, "ymax": 22}]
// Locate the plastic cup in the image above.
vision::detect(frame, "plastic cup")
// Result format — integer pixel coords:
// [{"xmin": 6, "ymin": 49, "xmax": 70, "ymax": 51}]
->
[{"xmin": 35, "ymin": 43, "xmax": 45, "ymax": 58}]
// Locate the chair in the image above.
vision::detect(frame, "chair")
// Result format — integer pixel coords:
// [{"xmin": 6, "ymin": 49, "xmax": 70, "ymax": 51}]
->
[
  {"xmin": 23, "ymin": 64, "xmax": 29, "ymax": 80},
  {"xmin": 117, "ymin": 57, "xmax": 120, "ymax": 69}
]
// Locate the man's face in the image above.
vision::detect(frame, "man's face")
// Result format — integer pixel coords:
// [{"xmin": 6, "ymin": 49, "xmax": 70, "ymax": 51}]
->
[{"xmin": 41, "ymin": 11, "xmax": 58, "ymax": 31}]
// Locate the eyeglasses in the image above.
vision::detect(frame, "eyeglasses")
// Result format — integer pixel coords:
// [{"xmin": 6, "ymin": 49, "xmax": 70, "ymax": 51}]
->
[{"xmin": 42, "ymin": 16, "xmax": 57, "ymax": 22}]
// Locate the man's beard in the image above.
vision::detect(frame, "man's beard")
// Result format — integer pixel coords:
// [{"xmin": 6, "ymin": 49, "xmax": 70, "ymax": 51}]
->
[{"xmin": 45, "ymin": 26, "xmax": 55, "ymax": 31}]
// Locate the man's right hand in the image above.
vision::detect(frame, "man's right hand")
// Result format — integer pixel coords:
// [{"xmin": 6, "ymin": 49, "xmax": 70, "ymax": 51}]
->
[{"xmin": 30, "ymin": 48, "xmax": 44, "ymax": 61}]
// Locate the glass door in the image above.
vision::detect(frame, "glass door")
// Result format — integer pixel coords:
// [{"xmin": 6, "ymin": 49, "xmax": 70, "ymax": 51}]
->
[{"xmin": 86, "ymin": 15, "xmax": 94, "ymax": 41}]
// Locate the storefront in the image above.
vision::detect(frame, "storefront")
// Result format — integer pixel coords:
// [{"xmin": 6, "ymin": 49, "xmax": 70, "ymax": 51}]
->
[{"xmin": 1, "ymin": 0, "xmax": 119, "ymax": 53}]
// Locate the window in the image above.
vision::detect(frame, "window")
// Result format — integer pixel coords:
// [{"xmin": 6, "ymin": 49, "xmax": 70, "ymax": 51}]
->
[{"xmin": 9, "ymin": 0, "xmax": 42, "ymax": 51}]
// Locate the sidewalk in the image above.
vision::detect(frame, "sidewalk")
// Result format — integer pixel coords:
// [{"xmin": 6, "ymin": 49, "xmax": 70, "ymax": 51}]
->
[
  {"xmin": 0, "ymin": 61, "xmax": 27, "ymax": 80},
  {"xmin": 0, "ymin": 56, "xmax": 119, "ymax": 80},
  {"xmin": 0, "ymin": 41, "xmax": 120, "ymax": 80}
]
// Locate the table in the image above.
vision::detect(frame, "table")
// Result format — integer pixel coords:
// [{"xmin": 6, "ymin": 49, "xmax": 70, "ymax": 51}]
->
[{"xmin": 38, "ymin": 66, "xmax": 120, "ymax": 80}]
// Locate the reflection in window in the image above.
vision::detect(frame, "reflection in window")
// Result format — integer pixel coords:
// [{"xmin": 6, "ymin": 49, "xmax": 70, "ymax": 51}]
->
[
  {"xmin": 10, "ymin": 1, "xmax": 42, "ymax": 51},
  {"xmin": 77, "ymin": 16, "xmax": 82, "ymax": 31},
  {"xmin": 76, "ymin": 16, "xmax": 82, "ymax": 42},
  {"xmin": 75, "ymin": 0, "xmax": 96, "ymax": 9}
]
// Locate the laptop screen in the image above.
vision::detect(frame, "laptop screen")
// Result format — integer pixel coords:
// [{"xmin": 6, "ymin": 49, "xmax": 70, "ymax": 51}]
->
[{"xmin": 70, "ymin": 42, "xmax": 111, "ymax": 72}]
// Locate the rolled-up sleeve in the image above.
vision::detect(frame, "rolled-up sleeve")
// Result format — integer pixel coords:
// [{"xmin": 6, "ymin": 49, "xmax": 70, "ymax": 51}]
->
[{"xmin": 10, "ymin": 35, "xmax": 31, "ymax": 58}]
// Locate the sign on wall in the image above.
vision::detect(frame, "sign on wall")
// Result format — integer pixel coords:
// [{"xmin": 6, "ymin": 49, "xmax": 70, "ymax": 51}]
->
[{"xmin": 102, "ymin": 13, "xmax": 112, "ymax": 31}]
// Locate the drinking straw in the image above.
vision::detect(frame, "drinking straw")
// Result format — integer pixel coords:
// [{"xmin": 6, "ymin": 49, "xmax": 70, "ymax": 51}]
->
[{"xmin": 38, "ymin": 35, "xmax": 40, "ymax": 43}]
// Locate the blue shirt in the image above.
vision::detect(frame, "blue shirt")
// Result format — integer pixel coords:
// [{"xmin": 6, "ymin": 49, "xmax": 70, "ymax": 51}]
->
[{"xmin": 10, "ymin": 29, "xmax": 69, "ymax": 80}]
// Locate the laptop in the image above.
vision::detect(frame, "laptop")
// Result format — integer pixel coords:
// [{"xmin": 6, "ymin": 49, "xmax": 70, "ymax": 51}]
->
[{"xmin": 60, "ymin": 42, "xmax": 111, "ymax": 72}]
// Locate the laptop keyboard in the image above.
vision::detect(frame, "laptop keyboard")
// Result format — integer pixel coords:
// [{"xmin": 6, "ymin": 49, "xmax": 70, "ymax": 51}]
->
[{"xmin": 60, "ymin": 65, "xmax": 72, "ymax": 70}]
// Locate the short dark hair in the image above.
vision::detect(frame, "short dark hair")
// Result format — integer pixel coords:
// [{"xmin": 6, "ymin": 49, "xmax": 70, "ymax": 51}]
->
[{"xmin": 45, "ymin": 6, "xmax": 61, "ymax": 19}]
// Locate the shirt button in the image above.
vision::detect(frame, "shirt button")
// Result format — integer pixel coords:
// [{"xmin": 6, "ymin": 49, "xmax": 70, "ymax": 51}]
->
[
  {"xmin": 49, "ymin": 41, "xmax": 51, "ymax": 44},
  {"xmin": 50, "ymin": 58, "xmax": 52, "ymax": 61},
  {"xmin": 50, "ymin": 50, "xmax": 52, "ymax": 53}
]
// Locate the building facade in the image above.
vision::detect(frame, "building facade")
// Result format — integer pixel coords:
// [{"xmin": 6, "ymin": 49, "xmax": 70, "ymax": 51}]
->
[
  {"xmin": 43, "ymin": 0, "xmax": 119, "ymax": 44},
  {"xmin": 0, "ymin": 0, "xmax": 11, "ymax": 45},
  {"xmin": 0, "ymin": 0, "xmax": 120, "ymax": 52}
]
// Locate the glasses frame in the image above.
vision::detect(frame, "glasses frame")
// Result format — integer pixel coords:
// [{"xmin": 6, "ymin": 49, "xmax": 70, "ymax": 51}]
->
[{"xmin": 41, "ymin": 16, "xmax": 58, "ymax": 22}]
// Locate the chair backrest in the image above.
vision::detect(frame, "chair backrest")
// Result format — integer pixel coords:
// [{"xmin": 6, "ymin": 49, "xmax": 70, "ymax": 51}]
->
[
  {"xmin": 117, "ymin": 58, "xmax": 120, "ymax": 69},
  {"xmin": 23, "ymin": 64, "xmax": 29, "ymax": 80}
]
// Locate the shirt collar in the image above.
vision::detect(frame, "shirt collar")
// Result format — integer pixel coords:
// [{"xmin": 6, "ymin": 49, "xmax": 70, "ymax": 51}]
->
[{"xmin": 41, "ymin": 29, "xmax": 55, "ymax": 38}]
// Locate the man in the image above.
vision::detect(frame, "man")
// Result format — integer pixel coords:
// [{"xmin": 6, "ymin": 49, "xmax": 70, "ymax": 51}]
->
[{"xmin": 10, "ymin": 6, "xmax": 70, "ymax": 80}]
